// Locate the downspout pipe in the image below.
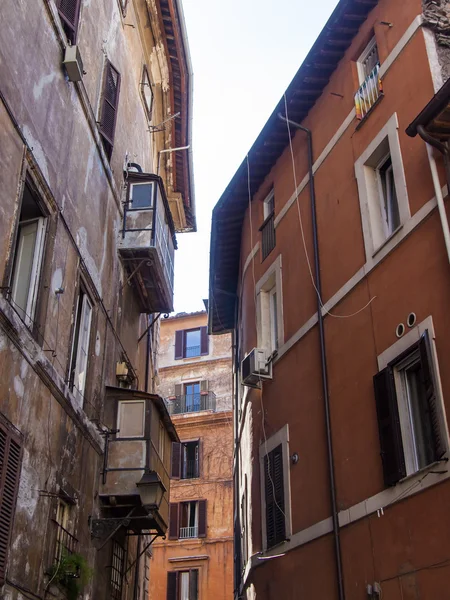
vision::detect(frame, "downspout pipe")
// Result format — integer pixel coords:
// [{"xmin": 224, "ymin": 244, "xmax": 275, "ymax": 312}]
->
[
  {"xmin": 233, "ymin": 324, "xmax": 242, "ymax": 598},
  {"xmin": 277, "ymin": 113, "xmax": 345, "ymax": 600},
  {"xmin": 417, "ymin": 125, "xmax": 450, "ymax": 264}
]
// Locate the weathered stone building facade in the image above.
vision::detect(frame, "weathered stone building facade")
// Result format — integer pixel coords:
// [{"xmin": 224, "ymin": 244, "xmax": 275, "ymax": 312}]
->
[
  {"xmin": 0, "ymin": 0, "xmax": 193, "ymax": 597},
  {"xmin": 150, "ymin": 312, "xmax": 234, "ymax": 600}
]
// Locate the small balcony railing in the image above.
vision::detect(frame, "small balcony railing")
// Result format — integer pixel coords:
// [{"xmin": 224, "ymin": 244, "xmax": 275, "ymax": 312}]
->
[
  {"xmin": 354, "ymin": 63, "xmax": 383, "ymax": 121},
  {"xmin": 179, "ymin": 526, "xmax": 198, "ymax": 539},
  {"xmin": 185, "ymin": 345, "xmax": 201, "ymax": 358},
  {"xmin": 260, "ymin": 212, "xmax": 276, "ymax": 261},
  {"xmin": 53, "ymin": 520, "xmax": 79, "ymax": 562},
  {"xmin": 167, "ymin": 392, "xmax": 216, "ymax": 416},
  {"xmin": 182, "ymin": 458, "xmax": 199, "ymax": 479}
]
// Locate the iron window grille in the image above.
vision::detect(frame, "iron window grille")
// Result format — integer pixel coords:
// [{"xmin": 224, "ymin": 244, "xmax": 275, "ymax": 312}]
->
[{"xmin": 110, "ymin": 540, "xmax": 126, "ymax": 600}]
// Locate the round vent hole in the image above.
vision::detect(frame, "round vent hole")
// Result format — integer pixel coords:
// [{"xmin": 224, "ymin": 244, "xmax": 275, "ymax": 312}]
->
[
  {"xmin": 396, "ymin": 323, "xmax": 405, "ymax": 338},
  {"xmin": 407, "ymin": 312, "xmax": 416, "ymax": 328}
]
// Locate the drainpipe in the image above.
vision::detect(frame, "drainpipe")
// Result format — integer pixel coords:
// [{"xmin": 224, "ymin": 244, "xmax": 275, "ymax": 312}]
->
[
  {"xmin": 277, "ymin": 113, "xmax": 345, "ymax": 600},
  {"xmin": 157, "ymin": 146, "xmax": 190, "ymax": 177},
  {"xmin": 232, "ymin": 326, "xmax": 242, "ymax": 598},
  {"xmin": 417, "ymin": 125, "xmax": 450, "ymax": 264}
]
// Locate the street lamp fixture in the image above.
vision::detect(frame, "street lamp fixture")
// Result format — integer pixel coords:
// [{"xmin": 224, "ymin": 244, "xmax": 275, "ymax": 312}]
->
[{"xmin": 136, "ymin": 470, "xmax": 166, "ymax": 510}]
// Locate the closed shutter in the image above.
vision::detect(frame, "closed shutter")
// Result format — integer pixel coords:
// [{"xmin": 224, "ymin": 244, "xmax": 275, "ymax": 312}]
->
[
  {"xmin": 175, "ymin": 330, "xmax": 184, "ymax": 360},
  {"xmin": 419, "ymin": 330, "xmax": 446, "ymax": 461},
  {"xmin": 168, "ymin": 503, "xmax": 179, "ymax": 540},
  {"xmin": 264, "ymin": 444, "xmax": 285, "ymax": 548},
  {"xmin": 196, "ymin": 439, "xmax": 201, "ymax": 478},
  {"xmin": 197, "ymin": 500, "xmax": 207, "ymax": 538},
  {"xmin": 189, "ymin": 569, "xmax": 198, "ymax": 600},
  {"xmin": 171, "ymin": 442, "xmax": 181, "ymax": 479},
  {"xmin": 56, "ymin": 0, "xmax": 82, "ymax": 43},
  {"xmin": 174, "ymin": 384, "xmax": 182, "ymax": 398},
  {"xmin": 167, "ymin": 571, "xmax": 178, "ymax": 600},
  {"xmin": 200, "ymin": 380, "xmax": 208, "ymax": 395},
  {"xmin": 0, "ymin": 424, "xmax": 22, "ymax": 585},
  {"xmin": 200, "ymin": 326, "xmax": 209, "ymax": 356},
  {"xmin": 99, "ymin": 61, "xmax": 121, "ymax": 157},
  {"xmin": 373, "ymin": 367, "xmax": 406, "ymax": 486}
]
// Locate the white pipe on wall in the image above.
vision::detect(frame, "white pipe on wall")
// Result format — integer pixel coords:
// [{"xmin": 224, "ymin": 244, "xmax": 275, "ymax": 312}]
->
[{"xmin": 425, "ymin": 142, "xmax": 450, "ymax": 264}]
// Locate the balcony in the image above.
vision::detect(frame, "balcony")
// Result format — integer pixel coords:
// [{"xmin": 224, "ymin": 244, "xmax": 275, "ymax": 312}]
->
[
  {"xmin": 91, "ymin": 387, "xmax": 179, "ymax": 542},
  {"xmin": 167, "ymin": 391, "xmax": 216, "ymax": 416},
  {"xmin": 179, "ymin": 526, "xmax": 198, "ymax": 539},
  {"xmin": 354, "ymin": 63, "xmax": 383, "ymax": 122},
  {"xmin": 119, "ymin": 173, "xmax": 177, "ymax": 313}
]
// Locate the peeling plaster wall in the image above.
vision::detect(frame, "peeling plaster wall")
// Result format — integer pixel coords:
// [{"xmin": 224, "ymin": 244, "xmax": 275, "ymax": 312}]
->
[{"xmin": 423, "ymin": 0, "xmax": 450, "ymax": 83}]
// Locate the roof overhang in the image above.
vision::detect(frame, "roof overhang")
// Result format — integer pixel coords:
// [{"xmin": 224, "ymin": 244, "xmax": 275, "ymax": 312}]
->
[
  {"xmin": 406, "ymin": 76, "xmax": 450, "ymax": 141},
  {"xmin": 208, "ymin": 0, "xmax": 378, "ymax": 335}
]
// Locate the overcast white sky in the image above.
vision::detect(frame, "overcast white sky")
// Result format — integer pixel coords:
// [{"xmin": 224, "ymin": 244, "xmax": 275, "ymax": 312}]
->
[{"xmin": 173, "ymin": 0, "xmax": 340, "ymax": 313}]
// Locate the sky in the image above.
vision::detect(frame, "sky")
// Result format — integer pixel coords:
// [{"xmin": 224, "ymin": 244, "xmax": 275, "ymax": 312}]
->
[{"xmin": 173, "ymin": 0, "xmax": 340, "ymax": 314}]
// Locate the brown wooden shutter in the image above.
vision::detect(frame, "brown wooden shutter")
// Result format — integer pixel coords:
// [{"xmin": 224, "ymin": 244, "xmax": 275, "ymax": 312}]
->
[
  {"xmin": 373, "ymin": 367, "xmax": 406, "ymax": 486},
  {"xmin": 99, "ymin": 61, "xmax": 121, "ymax": 156},
  {"xmin": 189, "ymin": 569, "xmax": 199, "ymax": 600},
  {"xmin": 0, "ymin": 425, "xmax": 22, "ymax": 585},
  {"xmin": 167, "ymin": 571, "xmax": 178, "ymax": 600},
  {"xmin": 168, "ymin": 503, "xmax": 179, "ymax": 540},
  {"xmin": 419, "ymin": 330, "xmax": 446, "ymax": 461},
  {"xmin": 197, "ymin": 500, "xmax": 207, "ymax": 538},
  {"xmin": 196, "ymin": 439, "xmax": 201, "ymax": 478},
  {"xmin": 57, "ymin": 0, "xmax": 81, "ymax": 43},
  {"xmin": 264, "ymin": 444, "xmax": 285, "ymax": 549},
  {"xmin": 200, "ymin": 326, "xmax": 209, "ymax": 356},
  {"xmin": 200, "ymin": 380, "xmax": 208, "ymax": 394},
  {"xmin": 175, "ymin": 330, "xmax": 184, "ymax": 360},
  {"xmin": 174, "ymin": 384, "xmax": 182, "ymax": 398},
  {"xmin": 171, "ymin": 442, "xmax": 181, "ymax": 479}
]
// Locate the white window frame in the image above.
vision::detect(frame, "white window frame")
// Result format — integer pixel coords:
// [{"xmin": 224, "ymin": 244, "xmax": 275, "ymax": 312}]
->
[
  {"xmin": 263, "ymin": 189, "xmax": 275, "ymax": 220},
  {"xmin": 355, "ymin": 113, "xmax": 410, "ymax": 258},
  {"xmin": 256, "ymin": 254, "xmax": 284, "ymax": 354},
  {"xmin": 140, "ymin": 65, "xmax": 154, "ymax": 121},
  {"xmin": 357, "ymin": 36, "xmax": 379, "ymax": 83},
  {"xmin": 117, "ymin": 400, "xmax": 146, "ymax": 438},
  {"xmin": 129, "ymin": 181, "xmax": 155, "ymax": 210},
  {"xmin": 259, "ymin": 424, "xmax": 292, "ymax": 551},
  {"xmin": 377, "ymin": 315, "xmax": 449, "ymax": 477},
  {"xmin": 70, "ymin": 290, "xmax": 93, "ymax": 402}
]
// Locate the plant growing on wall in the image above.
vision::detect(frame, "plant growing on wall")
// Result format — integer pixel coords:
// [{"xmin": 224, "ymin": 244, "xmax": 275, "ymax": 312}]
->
[{"xmin": 47, "ymin": 551, "xmax": 93, "ymax": 600}]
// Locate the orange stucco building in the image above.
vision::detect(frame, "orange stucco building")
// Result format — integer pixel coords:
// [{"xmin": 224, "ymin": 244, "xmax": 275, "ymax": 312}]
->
[
  {"xmin": 150, "ymin": 312, "xmax": 233, "ymax": 600},
  {"xmin": 210, "ymin": 1, "xmax": 450, "ymax": 599}
]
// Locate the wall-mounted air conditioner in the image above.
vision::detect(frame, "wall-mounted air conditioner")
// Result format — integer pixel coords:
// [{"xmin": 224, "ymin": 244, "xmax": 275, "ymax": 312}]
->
[
  {"xmin": 62, "ymin": 45, "xmax": 84, "ymax": 82},
  {"xmin": 241, "ymin": 348, "xmax": 272, "ymax": 388}
]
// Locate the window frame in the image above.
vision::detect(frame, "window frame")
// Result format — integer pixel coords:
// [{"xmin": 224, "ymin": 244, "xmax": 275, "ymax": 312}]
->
[
  {"xmin": 355, "ymin": 113, "xmax": 410, "ymax": 258},
  {"xmin": 116, "ymin": 399, "xmax": 146, "ymax": 438},
  {"xmin": 69, "ymin": 286, "xmax": 94, "ymax": 403},
  {"xmin": 357, "ymin": 36, "xmax": 379, "ymax": 83},
  {"xmin": 175, "ymin": 327, "xmax": 209, "ymax": 359},
  {"xmin": 375, "ymin": 316, "xmax": 449, "ymax": 484},
  {"xmin": 141, "ymin": 65, "xmax": 154, "ymax": 121},
  {"xmin": 256, "ymin": 254, "xmax": 284, "ymax": 354},
  {"xmin": 259, "ymin": 424, "xmax": 292, "ymax": 551}
]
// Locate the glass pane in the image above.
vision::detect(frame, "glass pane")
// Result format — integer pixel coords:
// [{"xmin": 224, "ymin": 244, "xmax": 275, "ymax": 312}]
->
[
  {"xmin": 130, "ymin": 183, "xmax": 153, "ymax": 209},
  {"xmin": 11, "ymin": 221, "xmax": 38, "ymax": 320},
  {"xmin": 118, "ymin": 401, "xmax": 145, "ymax": 437},
  {"xmin": 270, "ymin": 291, "xmax": 278, "ymax": 351},
  {"xmin": 185, "ymin": 329, "xmax": 201, "ymax": 357},
  {"xmin": 180, "ymin": 572, "xmax": 189, "ymax": 600},
  {"xmin": 379, "ymin": 156, "xmax": 400, "ymax": 236},
  {"xmin": 405, "ymin": 362, "xmax": 435, "ymax": 469}
]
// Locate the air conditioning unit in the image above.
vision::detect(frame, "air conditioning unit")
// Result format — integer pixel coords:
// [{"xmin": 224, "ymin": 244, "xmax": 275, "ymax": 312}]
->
[
  {"xmin": 241, "ymin": 348, "xmax": 272, "ymax": 388},
  {"xmin": 62, "ymin": 45, "xmax": 84, "ymax": 82}
]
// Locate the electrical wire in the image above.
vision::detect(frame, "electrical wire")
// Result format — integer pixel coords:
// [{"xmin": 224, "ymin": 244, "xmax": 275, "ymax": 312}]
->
[{"xmin": 283, "ymin": 93, "xmax": 376, "ymax": 320}]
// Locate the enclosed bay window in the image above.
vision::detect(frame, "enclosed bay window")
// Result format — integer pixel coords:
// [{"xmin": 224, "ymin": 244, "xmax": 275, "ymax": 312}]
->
[
  {"xmin": 10, "ymin": 182, "xmax": 47, "ymax": 327},
  {"xmin": 69, "ymin": 289, "xmax": 93, "ymax": 401}
]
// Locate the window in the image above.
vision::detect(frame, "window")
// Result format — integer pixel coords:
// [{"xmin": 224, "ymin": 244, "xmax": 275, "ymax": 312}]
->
[
  {"xmin": 110, "ymin": 540, "xmax": 126, "ymax": 600},
  {"xmin": 256, "ymin": 255, "xmax": 283, "ymax": 354},
  {"xmin": 54, "ymin": 499, "xmax": 77, "ymax": 562},
  {"xmin": 99, "ymin": 61, "xmax": 121, "ymax": 160},
  {"xmin": 118, "ymin": 0, "xmax": 128, "ymax": 15},
  {"xmin": 374, "ymin": 327, "xmax": 448, "ymax": 486},
  {"xmin": 159, "ymin": 421, "xmax": 165, "ymax": 460},
  {"xmin": 55, "ymin": 0, "xmax": 82, "ymax": 44},
  {"xmin": 141, "ymin": 66, "xmax": 154, "ymax": 121},
  {"xmin": 9, "ymin": 181, "xmax": 47, "ymax": 328},
  {"xmin": 174, "ymin": 327, "xmax": 209, "ymax": 359},
  {"xmin": 0, "ymin": 419, "xmax": 22, "ymax": 585},
  {"xmin": 129, "ymin": 181, "xmax": 155, "ymax": 210},
  {"xmin": 355, "ymin": 113, "xmax": 410, "ymax": 257},
  {"xmin": 171, "ymin": 441, "xmax": 200, "ymax": 480},
  {"xmin": 167, "ymin": 570, "xmax": 198, "ymax": 600},
  {"xmin": 357, "ymin": 37, "xmax": 379, "ymax": 83},
  {"xmin": 170, "ymin": 381, "xmax": 212, "ymax": 415},
  {"xmin": 168, "ymin": 500, "xmax": 207, "ymax": 540},
  {"xmin": 184, "ymin": 382, "xmax": 201, "ymax": 412},
  {"xmin": 69, "ymin": 289, "xmax": 93, "ymax": 400},
  {"xmin": 259, "ymin": 425, "xmax": 291, "ymax": 551},
  {"xmin": 260, "ymin": 189, "xmax": 276, "ymax": 261},
  {"xmin": 117, "ymin": 400, "xmax": 145, "ymax": 438}
]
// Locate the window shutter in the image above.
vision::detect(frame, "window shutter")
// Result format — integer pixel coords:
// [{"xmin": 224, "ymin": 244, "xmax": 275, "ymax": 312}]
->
[
  {"xmin": 197, "ymin": 500, "xmax": 207, "ymax": 538},
  {"xmin": 200, "ymin": 326, "xmax": 209, "ymax": 356},
  {"xmin": 264, "ymin": 444, "xmax": 285, "ymax": 549},
  {"xmin": 175, "ymin": 330, "xmax": 184, "ymax": 360},
  {"xmin": 168, "ymin": 503, "xmax": 179, "ymax": 540},
  {"xmin": 0, "ymin": 425, "xmax": 22, "ymax": 585},
  {"xmin": 373, "ymin": 367, "xmax": 406, "ymax": 486},
  {"xmin": 99, "ymin": 61, "xmax": 121, "ymax": 150},
  {"xmin": 189, "ymin": 569, "xmax": 199, "ymax": 600},
  {"xmin": 171, "ymin": 443, "xmax": 181, "ymax": 479},
  {"xmin": 167, "ymin": 571, "xmax": 178, "ymax": 600},
  {"xmin": 57, "ymin": 0, "xmax": 82, "ymax": 42},
  {"xmin": 419, "ymin": 330, "xmax": 446, "ymax": 461},
  {"xmin": 174, "ymin": 384, "xmax": 182, "ymax": 398},
  {"xmin": 196, "ymin": 439, "xmax": 201, "ymax": 478},
  {"xmin": 200, "ymin": 380, "xmax": 208, "ymax": 395}
]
